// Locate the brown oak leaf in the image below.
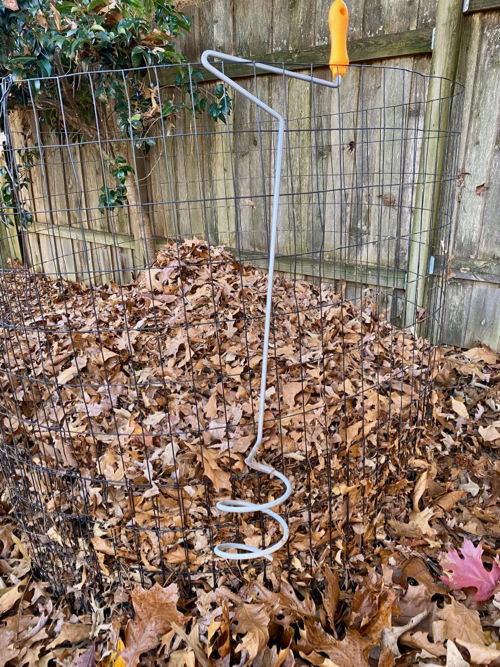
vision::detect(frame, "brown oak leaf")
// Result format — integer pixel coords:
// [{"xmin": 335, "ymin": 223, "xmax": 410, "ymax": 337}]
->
[
  {"xmin": 0, "ymin": 630, "xmax": 18, "ymax": 667},
  {"xmin": 120, "ymin": 583, "xmax": 186, "ymax": 667},
  {"xmin": 233, "ymin": 603, "xmax": 270, "ymax": 666}
]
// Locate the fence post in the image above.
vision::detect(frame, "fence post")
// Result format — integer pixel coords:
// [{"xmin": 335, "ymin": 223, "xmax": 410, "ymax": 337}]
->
[{"xmin": 404, "ymin": 0, "xmax": 464, "ymax": 333}]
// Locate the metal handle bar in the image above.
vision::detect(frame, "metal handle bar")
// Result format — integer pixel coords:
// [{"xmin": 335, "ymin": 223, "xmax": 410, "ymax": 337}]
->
[{"xmin": 201, "ymin": 50, "xmax": 342, "ymax": 561}]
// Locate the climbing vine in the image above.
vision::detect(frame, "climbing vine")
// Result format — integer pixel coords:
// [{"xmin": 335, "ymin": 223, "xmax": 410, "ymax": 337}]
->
[{"xmin": 0, "ymin": 0, "xmax": 231, "ymax": 263}]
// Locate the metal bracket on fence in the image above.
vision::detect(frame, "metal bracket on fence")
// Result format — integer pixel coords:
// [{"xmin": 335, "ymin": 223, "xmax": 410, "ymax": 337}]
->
[{"xmin": 200, "ymin": 50, "xmax": 341, "ymax": 562}]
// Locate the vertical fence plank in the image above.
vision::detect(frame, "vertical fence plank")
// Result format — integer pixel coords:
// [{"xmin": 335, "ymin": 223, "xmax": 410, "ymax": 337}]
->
[
  {"xmin": 0, "ymin": 164, "xmax": 22, "ymax": 267},
  {"xmin": 1, "ymin": 110, "xmax": 28, "ymax": 267},
  {"xmin": 405, "ymin": 0, "xmax": 464, "ymax": 330}
]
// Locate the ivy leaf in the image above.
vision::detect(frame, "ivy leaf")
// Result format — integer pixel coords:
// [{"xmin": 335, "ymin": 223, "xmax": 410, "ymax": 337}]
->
[
  {"xmin": 10, "ymin": 56, "xmax": 37, "ymax": 65},
  {"xmin": 86, "ymin": 0, "xmax": 106, "ymax": 11},
  {"xmin": 131, "ymin": 45, "xmax": 143, "ymax": 67},
  {"xmin": 441, "ymin": 539, "xmax": 500, "ymax": 601},
  {"xmin": 37, "ymin": 58, "xmax": 52, "ymax": 78},
  {"xmin": 161, "ymin": 100, "xmax": 176, "ymax": 117},
  {"xmin": 208, "ymin": 101, "xmax": 219, "ymax": 120}
]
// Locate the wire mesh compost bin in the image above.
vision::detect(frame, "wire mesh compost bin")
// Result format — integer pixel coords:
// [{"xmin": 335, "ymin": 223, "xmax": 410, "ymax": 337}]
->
[{"xmin": 0, "ymin": 14, "xmax": 463, "ymax": 597}]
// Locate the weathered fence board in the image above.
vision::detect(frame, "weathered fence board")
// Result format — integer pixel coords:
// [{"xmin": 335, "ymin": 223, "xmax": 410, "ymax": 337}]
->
[
  {"xmin": 443, "ymin": 9, "xmax": 500, "ymax": 349},
  {"xmin": 465, "ymin": 0, "xmax": 500, "ymax": 14},
  {"xmin": 182, "ymin": 0, "xmax": 437, "ymax": 62}
]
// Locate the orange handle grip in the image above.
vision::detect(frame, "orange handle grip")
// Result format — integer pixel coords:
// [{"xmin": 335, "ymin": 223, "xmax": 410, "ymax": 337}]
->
[{"xmin": 329, "ymin": 0, "xmax": 349, "ymax": 78}]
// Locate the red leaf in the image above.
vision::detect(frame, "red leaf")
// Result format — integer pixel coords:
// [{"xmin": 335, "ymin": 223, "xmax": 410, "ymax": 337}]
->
[{"xmin": 441, "ymin": 539, "xmax": 500, "ymax": 601}]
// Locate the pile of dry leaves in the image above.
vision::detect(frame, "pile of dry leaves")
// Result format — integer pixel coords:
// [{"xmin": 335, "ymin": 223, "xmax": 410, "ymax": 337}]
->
[
  {"xmin": 0, "ymin": 239, "xmax": 432, "ymax": 588},
  {"xmin": 4, "ymin": 357, "xmax": 500, "ymax": 667},
  {"xmin": 2, "ymin": 241, "xmax": 500, "ymax": 665}
]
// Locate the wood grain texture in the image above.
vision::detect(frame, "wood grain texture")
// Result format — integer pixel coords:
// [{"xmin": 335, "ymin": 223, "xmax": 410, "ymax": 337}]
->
[
  {"xmin": 446, "ymin": 281, "xmax": 500, "ymax": 349},
  {"xmin": 232, "ymin": 249, "xmax": 407, "ymax": 288},
  {"xmin": 31, "ymin": 221, "xmax": 137, "ymax": 249},
  {"xmin": 450, "ymin": 257, "xmax": 500, "ymax": 284},
  {"xmin": 181, "ymin": 0, "xmax": 437, "ymax": 58},
  {"xmin": 443, "ymin": 10, "xmax": 500, "ymax": 348},
  {"xmin": 0, "ymin": 149, "xmax": 22, "ymax": 266},
  {"xmin": 405, "ymin": 0, "xmax": 464, "ymax": 329},
  {"xmin": 162, "ymin": 30, "xmax": 434, "ymax": 86}
]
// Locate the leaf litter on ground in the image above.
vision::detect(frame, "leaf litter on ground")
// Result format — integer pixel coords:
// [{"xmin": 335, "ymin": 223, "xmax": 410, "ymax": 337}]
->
[{"xmin": 1, "ymin": 242, "xmax": 500, "ymax": 664}]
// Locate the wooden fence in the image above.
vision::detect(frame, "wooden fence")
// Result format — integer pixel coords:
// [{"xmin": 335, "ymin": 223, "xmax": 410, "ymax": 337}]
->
[
  {"xmin": 1, "ymin": 0, "xmax": 500, "ymax": 349},
  {"xmin": 181, "ymin": 0, "xmax": 500, "ymax": 350}
]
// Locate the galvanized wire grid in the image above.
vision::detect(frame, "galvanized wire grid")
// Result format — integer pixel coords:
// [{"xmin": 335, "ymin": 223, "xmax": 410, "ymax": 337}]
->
[{"xmin": 0, "ymin": 61, "xmax": 463, "ymax": 598}]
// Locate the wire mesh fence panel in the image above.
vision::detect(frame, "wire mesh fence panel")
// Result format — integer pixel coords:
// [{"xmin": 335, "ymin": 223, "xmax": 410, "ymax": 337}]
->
[{"xmin": 0, "ymin": 62, "xmax": 463, "ymax": 598}]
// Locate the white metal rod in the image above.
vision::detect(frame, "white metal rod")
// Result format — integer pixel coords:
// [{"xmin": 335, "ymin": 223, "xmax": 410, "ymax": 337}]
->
[{"xmin": 201, "ymin": 50, "xmax": 341, "ymax": 561}]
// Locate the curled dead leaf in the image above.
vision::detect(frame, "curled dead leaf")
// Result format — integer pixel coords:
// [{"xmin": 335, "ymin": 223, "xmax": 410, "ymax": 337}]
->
[
  {"xmin": 456, "ymin": 639, "xmax": 500, "ymax": 665},
  {"xmin": 413, "ymin": 469, "xmax": 428, "ymax": 512},
  {"xmin": 282, "ymin": 381, "xmax": 303, "ymax": 409},
  {"xmin": 0, "ymin": 576, "xmax": 29, "ymax": 615},
  {"xmin": 400, "ymin": 629, "xmax": 446, "ymax": 658},
  {"xmin": 433, "ymin": 596, "xmax": 485, "ymax": 646},
  {"xmin": 451, "ymin": 398, "xmax": 469, "ymax": 420},
  {"xmin": 398, "ymin": 556, "xmax": 443, "ymax": 593},
  {"xmin": 322, "ymin": 566, "xmax": 340, "ymax": 627},
  {"xmin": 298, "ymin": 622, "xmax": 371, "ymax": 666},
  {"xmin": 200, "ymin": 447, "xmax": 231, "ymax": 491},
  {"xmin": 47, "ymin": 622, "xmax": 93, "ymax": 650},
  {"xmin": 389, "ymin": 507, "xmax": 437, "ymax": 539},
  {"xmin": 479, "ymin": 424, "xmax": 500, "ymax": 443},
  {"xmin": 0, "ymin": 630, "xmax": 18, "ymax": 667},
  {"xmin": 464, "ymin": 346, "xmax": 498, "ymax": 365},
  {"xmin": 434, "ymin": 490, "xmax": 467, "ymax": 512}
]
